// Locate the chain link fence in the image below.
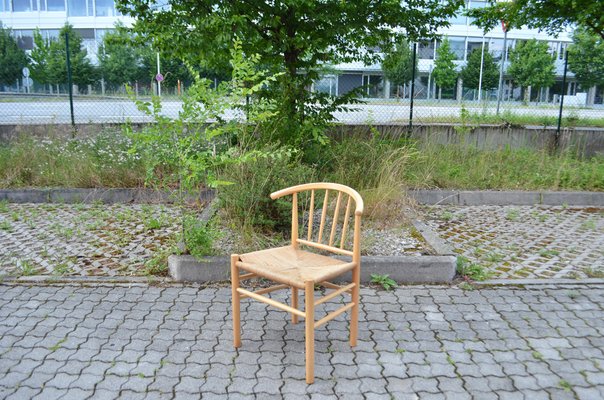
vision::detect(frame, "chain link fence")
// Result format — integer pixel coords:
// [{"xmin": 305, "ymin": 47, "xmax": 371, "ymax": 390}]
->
[{"xmin": 1, "ymin": 34, "xmax": 603, "ymax": 131}]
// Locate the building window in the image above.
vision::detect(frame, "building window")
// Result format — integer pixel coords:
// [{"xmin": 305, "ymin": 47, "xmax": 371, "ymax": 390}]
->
[
  {"xmin": 448, "ymin": 1, "xmax": 468, "ymax": 25},
  {"xmin": 12, "ymin": 0, "xmax": 33, "ymax": 11},
  {"xmin": 466, "ymin": 37, "xmax": 486, "ymax": 60},
  {"xmin": 468, "ymin": 0, "xmax": 486, "ymax": 25},
  {"xmin": 559, "ymin": 43, "xmax": 568, "ymax": 60},
  {"xmin": 489, "ymin": 38, "xmax": 504, "ymax": 61},
  {"xmin": 362, "ymin": 74, "xmax": 385, "ymax": 98},
  {"xmin": 67, "ymin": 0, "xmax": 92, "ymax": 15},
  {"xmin": 314, "ymin": 75, "xmax": 337, "ymax": 97},
  {"xmin": 45, "ymin": 0, "xmax": 65, "ymax": 11},
  {"xmin": 13, "ymin": 30, "xmax": 34, "ymax": 50},
  {"xmin": 439, "ymin": 37, "xmax": 465, "ymax": 60},
  {"xmin": 418, "ymin": 40, "xmax": 436, "ymax": 60},
  {"xmin": 95, "ymin": 0, "xmax": 117, "ymax": 15}
]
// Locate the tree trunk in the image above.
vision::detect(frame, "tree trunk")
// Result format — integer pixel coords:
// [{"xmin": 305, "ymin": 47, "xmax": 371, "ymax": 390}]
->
[
  {"xmin": 439, "ymin": 87, "xmax": 442, "ymax": 101},
  {"xmin": 523, "ymin": 86, "xmax": 531, "ymax": 104},
  {"xmin": 587, "ymin": 86, "xmax": 596, "ymax": 106}
]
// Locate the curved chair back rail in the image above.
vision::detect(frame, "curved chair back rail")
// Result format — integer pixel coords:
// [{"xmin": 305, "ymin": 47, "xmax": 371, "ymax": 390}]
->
[{"xmin": 270, "ymin": 182, "xmax": 363, "ymax": 256}]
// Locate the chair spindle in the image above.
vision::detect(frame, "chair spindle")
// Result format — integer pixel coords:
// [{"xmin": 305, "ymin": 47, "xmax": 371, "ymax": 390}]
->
[
  {"xmin": 329, "ymin": 192, "xmax": 343, "ymax": 247},
  {"xmin": 317, "ymin": 190, "xmax": 329, "ymax": 243},
  {"xmin": 307, "ymin": 190, "xmax": 315, "ymax": 241},
  {"xmin": 340, "ymin": 196, "xmax": 352, "ymax": 249}
]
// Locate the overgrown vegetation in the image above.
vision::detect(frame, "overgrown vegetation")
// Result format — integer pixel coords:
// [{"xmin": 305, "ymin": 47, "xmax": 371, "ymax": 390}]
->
[{"xmin": 0, "ymin": 130, "xmax": 146, "ymax": 188}]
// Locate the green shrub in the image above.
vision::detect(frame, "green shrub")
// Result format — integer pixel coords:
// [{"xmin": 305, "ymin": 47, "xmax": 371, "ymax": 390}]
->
[
  {"xmin": 216, "ymin": 146, "xmax": 315, "ymax": 233},
  {"xmin": 184, "ymin": 216, "xmax": 214, "ymax": 258}
]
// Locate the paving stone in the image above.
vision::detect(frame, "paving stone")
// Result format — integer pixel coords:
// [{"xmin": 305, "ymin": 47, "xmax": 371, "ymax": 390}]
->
[{"xmin": 1, "ymin": 282, "xmax": 604, "ymax": 399}]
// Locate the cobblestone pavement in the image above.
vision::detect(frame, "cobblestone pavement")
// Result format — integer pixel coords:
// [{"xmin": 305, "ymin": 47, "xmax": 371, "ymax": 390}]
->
[
  {"xmin": 0, "ymin": 204, "xmax": 181, "ymax": 277},
  {"xmin": 425, "ymin": 206, "xmax": 604, "ymax": 280},
  {"xmin": 1, "ymin": 283, "xmax": 604, "ymax": 399}
]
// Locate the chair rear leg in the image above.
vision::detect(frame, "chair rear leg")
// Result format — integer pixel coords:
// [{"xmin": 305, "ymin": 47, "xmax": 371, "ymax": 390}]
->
[
  {"xmin": 291, "ymin": 286, "xmax": 298, "ymax": 324},
  {"xmin": 231, "ymin": 254, "xmax": 241, "ymax": 348},
  {"xmin": 305, "ymin": 281, "xmax": 315, "ymax": 384},
  {"xmin": 350, "ymin": 265, "xmax": 360, "ymax": 347}
]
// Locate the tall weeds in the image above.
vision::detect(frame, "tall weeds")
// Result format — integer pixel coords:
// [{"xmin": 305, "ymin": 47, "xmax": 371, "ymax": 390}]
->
[{"xmin": 0, "ymin": 130, "xmax": 147, "ymax": 188}]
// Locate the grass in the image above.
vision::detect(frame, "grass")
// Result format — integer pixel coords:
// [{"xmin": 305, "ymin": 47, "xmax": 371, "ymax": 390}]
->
[
  {"xmin": 456, "ymin": 256, "xmax": 493, "ymax": 281},
  {"xmin": 410, "ymin": 109, "xmax": 604, "ymax": 128},
  {"xmin": 326, "ymin": 137, "xmax": 604, "ymax": 193},
  {"xmin": 2, "ymin": 130, "xmax": 604, "ymax": 193},
  {"xmin": 0, "ymin": 130, "xmax": 147, "ymax": 188}
]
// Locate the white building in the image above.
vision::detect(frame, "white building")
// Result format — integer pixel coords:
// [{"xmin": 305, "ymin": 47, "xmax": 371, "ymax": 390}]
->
[
  {"xmin": 0, "ymin": 0, "xmax": 132, "ymax": 63},
  {"xmin": 314, "ymin": 1, "xmax": 584, "ymax": 103},
  {"xmin": 2, "ymin": 0, "xmax": 598, "ymax": 104}
]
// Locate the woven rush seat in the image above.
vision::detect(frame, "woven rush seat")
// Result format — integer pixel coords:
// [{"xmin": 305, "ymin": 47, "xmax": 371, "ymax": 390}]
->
[{"xmin": 238, "ymin": 246, "xmax": 356, "ymax": 289}]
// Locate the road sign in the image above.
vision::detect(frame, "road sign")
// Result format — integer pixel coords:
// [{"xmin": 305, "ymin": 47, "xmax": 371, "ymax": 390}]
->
[
  {"xmin": 155, "ymin": 73, "xmax": 164, "ymax": 82},
  {"xmin": 23, "ymin": 77, "xmax": 33, "ymax": 87},
  {"xmin": 22, "ymin": 67, "xmax": 30, "ymax": 78}
]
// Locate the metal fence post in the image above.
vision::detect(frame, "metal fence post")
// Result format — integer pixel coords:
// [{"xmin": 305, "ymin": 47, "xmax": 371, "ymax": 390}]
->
[
  {"xmin": 408, "ymin": 42, "xmax": 417, "ymax": 135},
  {"xmin": 65, "ymin": 31, "xmax": 75, "ymax": 130},
  {"xmin": 555, "ymin": 50, "xmax": 569, "ymax": 152},
  {"xmin": 496, "ymin": 26, "xmax": 508, "ymax": 115}
]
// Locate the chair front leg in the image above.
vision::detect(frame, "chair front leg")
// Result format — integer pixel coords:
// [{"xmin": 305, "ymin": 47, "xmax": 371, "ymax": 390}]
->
[
  {"xmin": 305, "ymin": 280, "xmax": 315, "ymax": 384},
  {"xmin": 231, "ymin": 254, "xmax": 241, "ymax": 348}
]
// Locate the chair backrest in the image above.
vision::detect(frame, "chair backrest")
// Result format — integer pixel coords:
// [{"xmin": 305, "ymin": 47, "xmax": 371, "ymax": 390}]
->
[{"xmin": 271, "ymin": 183, "xmax": 364, "ymax": 263}]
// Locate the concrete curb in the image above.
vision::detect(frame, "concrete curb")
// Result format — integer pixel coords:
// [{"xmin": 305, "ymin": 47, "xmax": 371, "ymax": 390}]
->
[
  {"xmin": 0, "ymin": 275, "xmax": 172, "ymax": 284},
  {"xmin": 476, "ymin": 278, "xmax": 604, "ymax": 287},
  {"xmin": 1, "ymin": 188, "xmax": 603, "ymax": 206},
  {"xmin": 409, "ymin": 189, "xmax": 604, "ymax": 206},
  {"xmin": 168, "ymin": 254, "xmax": 457, "ymax": 284},
  {"xmin": 0, "ymin": 188, "xmax": 215, "ymax": 204},
  {"xmin": 169, "ymin": 209, "xmax": 458, "ymax": 285}
]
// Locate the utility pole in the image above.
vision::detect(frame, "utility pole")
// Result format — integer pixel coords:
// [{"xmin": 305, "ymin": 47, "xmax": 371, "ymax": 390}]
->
[{"xmin": 477, "ymin": 35, "xmax": 486, "ymax": 102}]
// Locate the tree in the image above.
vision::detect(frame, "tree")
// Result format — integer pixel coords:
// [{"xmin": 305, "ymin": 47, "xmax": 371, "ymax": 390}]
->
[
  {"xmin": 460, "ymin": 48, "xmax": 499, "ymax": 94},
  {"xmin": 46, "ymin": 24, "xmax": 97, "ymax": 90},
  {"xmin": 99, "ymin": 27, "xmax": 144, "ymax": 89},
  {"xmin": 568, "ymin": 29, "xmax": 604, "ymax": 90},
  {"xmin": 117, "ymin": 0, "xmax": 463, "ymax": 145},
  {"xmin": 0, "ymin": 25, "xmax": 28, "ymax": 87},
  {"xmin": 432, "ymin": 37, "xmax": 458, "ymax": 99},
  {"xmin": 382, "ymin": 38, "xmax": 416, "ymax": 99},
  {"xmin": 467, "ymin": 0, "xmax": 603, "ymax": 41},
  {"xmin": 507, "ymin": 39, "xmax": 555, "ymax": 103},
  {"xmin": 29, "ymin": 29, "xmax": 50, "ymax": 89}
]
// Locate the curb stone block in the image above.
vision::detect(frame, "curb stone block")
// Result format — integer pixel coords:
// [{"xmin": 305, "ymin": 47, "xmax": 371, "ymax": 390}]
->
[
  {"xmin": 541, "ymin": 191, "xmax": 604, "ymax": 206},
  {"xmin": 458, "ymin": 191, "xmax": 541, "ymax": 206},
  {"xmin": 168, "ymin": 254, "xmax": 456, "ymax": 284},
  {"xmin": 0, "ymin": 189, "xmax": 49, "ymax": 203}
]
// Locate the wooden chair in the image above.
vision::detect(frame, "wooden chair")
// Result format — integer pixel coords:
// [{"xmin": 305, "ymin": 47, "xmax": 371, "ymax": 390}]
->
[{"xmin": 230, "ymin": 182, "xmax": 363, "ymax": 384}]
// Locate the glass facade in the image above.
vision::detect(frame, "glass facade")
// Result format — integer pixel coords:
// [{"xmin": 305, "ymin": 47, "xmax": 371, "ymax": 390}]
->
[
  {"xmin": 3, "ymin": 0, "xmax": 116, "ymax": 14},
  {"xmin": 46, "ymin": 0, "xmax": 65, "ymax": 11}
]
